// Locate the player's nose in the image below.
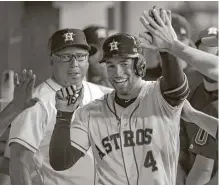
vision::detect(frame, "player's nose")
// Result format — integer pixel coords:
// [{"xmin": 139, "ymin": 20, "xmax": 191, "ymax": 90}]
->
[
  {"xmin": 69, "ymin": 58, "xmax": 79, "ymax": 68},
  {"xmin": 114, "ymin": 65, "xmax": 124, "ymax": 76}
]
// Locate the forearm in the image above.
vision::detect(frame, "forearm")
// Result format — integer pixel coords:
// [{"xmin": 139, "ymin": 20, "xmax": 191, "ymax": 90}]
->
[
  {"xmin": 49, "ymin": 111, "xmax": 84, "ymax": 171},
  {"xmin": 160, "ymin": 52, "xmax": 188, "ymax": 106},
  {"xmin": 0, "ymin": 102, "xmax": 22, "ymax": 136},
  {"xmin": 181, "ymin": 101, "xmax": 218, "ymax": 138},
  {"xmin": 160, "ymin": 52, "xmax": 184, "ymax": 88},
  {"xmin": 169, "ymin": 40, "xmax": 218, "ymax": 81},
  {"xmin": 186, "ymin": 155, "xmax": 214, "ymax": 185},
  {"xmin": 0, "ymin": 156, "xmax": 9, "ymax": 174},
  {"xmin": 204, "ymin": 171, "xmax": 218, "ymax": 185},
  {"xmin": 10, "ymin": 159, "xmax": 32, "ymax": 185}
]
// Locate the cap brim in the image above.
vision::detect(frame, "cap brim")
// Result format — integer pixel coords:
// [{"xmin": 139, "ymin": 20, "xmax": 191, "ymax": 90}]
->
[
  {"xmin": 201, "ymin": 36, "xmax": 218, "ymax": 47},
  {"xmin": 52, "ymin": 43, "xmax": 91, "ymax": 54},
  {"xmin": 99, "ymin": 53, "xmax": 139, "ymax": 63}
]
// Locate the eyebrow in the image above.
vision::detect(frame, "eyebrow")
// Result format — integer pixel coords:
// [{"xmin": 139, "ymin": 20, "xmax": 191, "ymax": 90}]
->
[
  {"xmin": 55, "ymin": 52, "xmax": 88, "ymax": 55},
  {"xmin": 106, "ymin": 59, "xmax": 130, "ymax": 64},
  {"xmin": 106, "ymin": 61, "xmax": 113, "ymax": 65}
]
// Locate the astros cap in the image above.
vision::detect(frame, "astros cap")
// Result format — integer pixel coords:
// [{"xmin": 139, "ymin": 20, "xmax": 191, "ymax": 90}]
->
[
  {"xmin": 49, "ymin": 28, "xmax": 91, "ymax": 55},
  {"xmin": 83, "ymin": 25, "xmax": 108, "ymax": 55},
  {"xmin": 100, "ymin": 33, "xmax": 139, "ymax": 63}
]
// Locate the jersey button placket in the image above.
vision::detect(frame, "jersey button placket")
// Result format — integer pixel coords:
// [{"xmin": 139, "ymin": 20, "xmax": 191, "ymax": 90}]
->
[{"xmin": 121, "ymin": 113, "xmax": 129, "ymax": 128}]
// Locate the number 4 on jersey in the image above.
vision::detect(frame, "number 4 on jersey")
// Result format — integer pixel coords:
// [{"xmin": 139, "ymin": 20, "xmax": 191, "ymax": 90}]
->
[{"xmin": 144, "ymin": 150, "xmax": 158, "ymax": 172}]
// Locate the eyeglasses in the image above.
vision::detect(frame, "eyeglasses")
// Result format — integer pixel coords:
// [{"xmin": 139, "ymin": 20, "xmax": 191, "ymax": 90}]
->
[{"xmin": 52, "ymin": 53, "xmax": 89, "ymax": 63}]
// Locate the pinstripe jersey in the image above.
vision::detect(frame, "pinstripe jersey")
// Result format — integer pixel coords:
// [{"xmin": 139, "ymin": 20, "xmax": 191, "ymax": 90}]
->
[{"xmin": 70, "ymin": 78, "xmax": 185, "ymax": 185}]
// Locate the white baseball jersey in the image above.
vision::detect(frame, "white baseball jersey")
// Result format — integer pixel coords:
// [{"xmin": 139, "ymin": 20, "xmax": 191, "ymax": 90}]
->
[
  {"xmin": 70, "ymin": 79, "xmax": 186, "ymax": 185},
  {"xmin": 8, "ymin": 78, "xmax": 112, "ymax": 185}
]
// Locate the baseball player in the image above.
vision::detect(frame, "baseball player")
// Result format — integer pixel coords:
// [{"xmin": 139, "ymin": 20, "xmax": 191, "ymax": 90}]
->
[
  {"xmin": 8, "ymin": 28, "xmax": 112, "ymax": 185},
  {"xmin": 179, "ymin": 27, "xmax": 218, "ymax": 185},
  {"xmin": 49, "ymin": 8, "xmax": 190, "ymax": 185},
  {"xmin": 84, "ymin": 25, "xmax": 112, "ymax": 87},
  {"xmin": 0, "ymin": 69, "xmax": 36, "ymax": 185}
]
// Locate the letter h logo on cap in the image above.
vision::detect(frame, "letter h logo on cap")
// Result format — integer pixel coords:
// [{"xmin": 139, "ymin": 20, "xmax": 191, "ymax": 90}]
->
[
  {"xmin": 109, "ymin": 39, "xmax": 119, "ymax": 51},
  {"xmin": 63, "ymin": 32, "xmax": 76, "ymax": 42}
]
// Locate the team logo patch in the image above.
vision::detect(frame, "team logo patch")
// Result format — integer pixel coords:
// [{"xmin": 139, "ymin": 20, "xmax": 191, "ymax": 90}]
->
[
  {"xmin": 109, "ymin": 39, "xmax": 119, "ymax": 51},
  {"xmin": 63, "ymin": 32, "xmax": 75, "ymax": 42},
  {"xmin": 208, "ymin": 27, "xmax": 218, "ymax": 35}
]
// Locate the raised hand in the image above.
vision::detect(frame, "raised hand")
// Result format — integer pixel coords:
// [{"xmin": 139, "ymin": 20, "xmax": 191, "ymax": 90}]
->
[
  {"xmin": 55, "ymin": 85, "xmax": 84, "ymax": 112},
  {"xmin": 11, "ymin": 69, "xmax": 38, "ymax": 110},
  {"xmin": 139, "ymin": 7, "xmax": 178, "ymax": 52}
]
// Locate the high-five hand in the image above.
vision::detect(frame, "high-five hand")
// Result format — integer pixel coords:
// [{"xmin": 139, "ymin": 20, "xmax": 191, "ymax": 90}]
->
[
  {"xmin": 55, "ymin": 85, "xmax": 84, "ymax": 112},
  {"xmin": 12, "ymin": 69, "xmax": 38, "ymax": 110},
  {"xmin": 139, "ymin": 7, "xmax": 178, "ymax": 52}
]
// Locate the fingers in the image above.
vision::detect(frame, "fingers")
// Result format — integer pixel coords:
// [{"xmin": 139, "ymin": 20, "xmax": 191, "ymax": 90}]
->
[
  {"xmin": 57, "ymin": 85, "xmax": 79, "ymax": 102},
  {"xmin": 139, "ymin": 32, "xmax": 153, "ymax": 44},
  {"xmin": 14, "ymin": 73, "xmax": 19, "ymax": 87},
  {"xmin": 142, "ymin": 10, "xmax": 160, "ymax": 30},
  {"xmin": 19, "ymin": 69, "xmax": 27, "ymax": 85},
  {"xmin": 160, "ymin": 8, "xmax": 166, "ymax": 24},
  {"xmin": 139, "ymin": 16, "xmax": 156, "ymax": 34},
  {"xmin": 17, "ymin": 69, "xmax": 35, "ymax": 88},
  {"xmin": 56, "ymin": 90, "xmax": 63, "ymax": 100},
  {"xmin": 29, "ymin": 74, "xmax": 36, "ymax": 90},
  {"xmin": 151, "ymin": 8, "xmax": 165, "ymax": 27},
  {"xmin": 166, "ymin": 10, "xmax": 172, "ymax": 25},
  {"xmin": 26, "ymin": 71, "xmax": 36, "ymax": 99},
  {"xmin": 66, "ymin": 86, "xmax": 74, "ymax": 96},
  {"xmin": 24, "ymin": 70, "xmax": 33, "ymax": 87}
]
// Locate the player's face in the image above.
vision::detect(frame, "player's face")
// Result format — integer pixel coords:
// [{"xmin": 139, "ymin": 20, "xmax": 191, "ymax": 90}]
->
[
  {"xmin": 106, "ymin": 56, "xmax": 139, "ymax": 96},
  {"xmin": 51, "ymin": 47, "xmax": 89, "ymax": 88}
]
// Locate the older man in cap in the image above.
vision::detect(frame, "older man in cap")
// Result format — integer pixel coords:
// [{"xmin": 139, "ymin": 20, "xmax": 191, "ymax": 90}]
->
[
  {"xmin": 84, "ymin": 25, "xmax": 112, "ymax": 87},
  {"xmin": 9, "ymin": 28, "xmax": 112, "ymax": 185}
]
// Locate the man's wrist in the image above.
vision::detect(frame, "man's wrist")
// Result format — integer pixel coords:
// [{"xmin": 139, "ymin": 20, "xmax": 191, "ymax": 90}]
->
[
  {"xmin": 7, "ymin": 101, "xmax": 24, "ymax": 113},
  {"xmin": 56, "ymin": 110, "xmax": 74, "ymax": 122},
  {"xmin": 168, "ymin": 40, "xmax": 184, "ymax": 54}
]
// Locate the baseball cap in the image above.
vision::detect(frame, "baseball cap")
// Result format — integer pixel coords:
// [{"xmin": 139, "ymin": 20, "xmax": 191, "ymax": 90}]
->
[
  {"xmin": 49, "ymin": 28, "xmax": 90, "ymax": 55},
  {"xmin": 100, "ymin": 33, "xmax": 139, "ymax": 63},
  {"xmin": 83, "ymin": 25, "xmax": 109, "ymax": 55},
  {"xmin": 172, "ymin": 13, "xmax": 191, "ymax": 39},
  {"xmin": 195, "ymin": 27, "xmax": 218, "ymax": 47}
]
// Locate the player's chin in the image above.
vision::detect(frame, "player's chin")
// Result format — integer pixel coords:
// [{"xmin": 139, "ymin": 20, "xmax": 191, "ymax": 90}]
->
[
  {"xmin": 113, "ymin": 84, "xmax": 129, "ymax": 94},
  {"xmin": 67, "ymin": 76, "xmax": 83, "ymax": 87}
]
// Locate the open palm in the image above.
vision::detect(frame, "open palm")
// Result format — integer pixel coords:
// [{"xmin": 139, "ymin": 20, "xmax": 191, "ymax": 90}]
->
[{"xmin": 12, "ymin": 69, "xmax": 38, "ymax": 110}]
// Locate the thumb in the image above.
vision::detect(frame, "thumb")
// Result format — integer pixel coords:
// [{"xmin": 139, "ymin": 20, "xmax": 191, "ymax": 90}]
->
[
  {"xmin": 27, "ymin": 97, "xmax": 40, "ymax": 108},
  {"xmin": 56, "ymin": 90, "xmax": 63, "ymax": 100},
  {"xmin": 76, "ymin": 86, "xmax": 84, "ymax": 106}
]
